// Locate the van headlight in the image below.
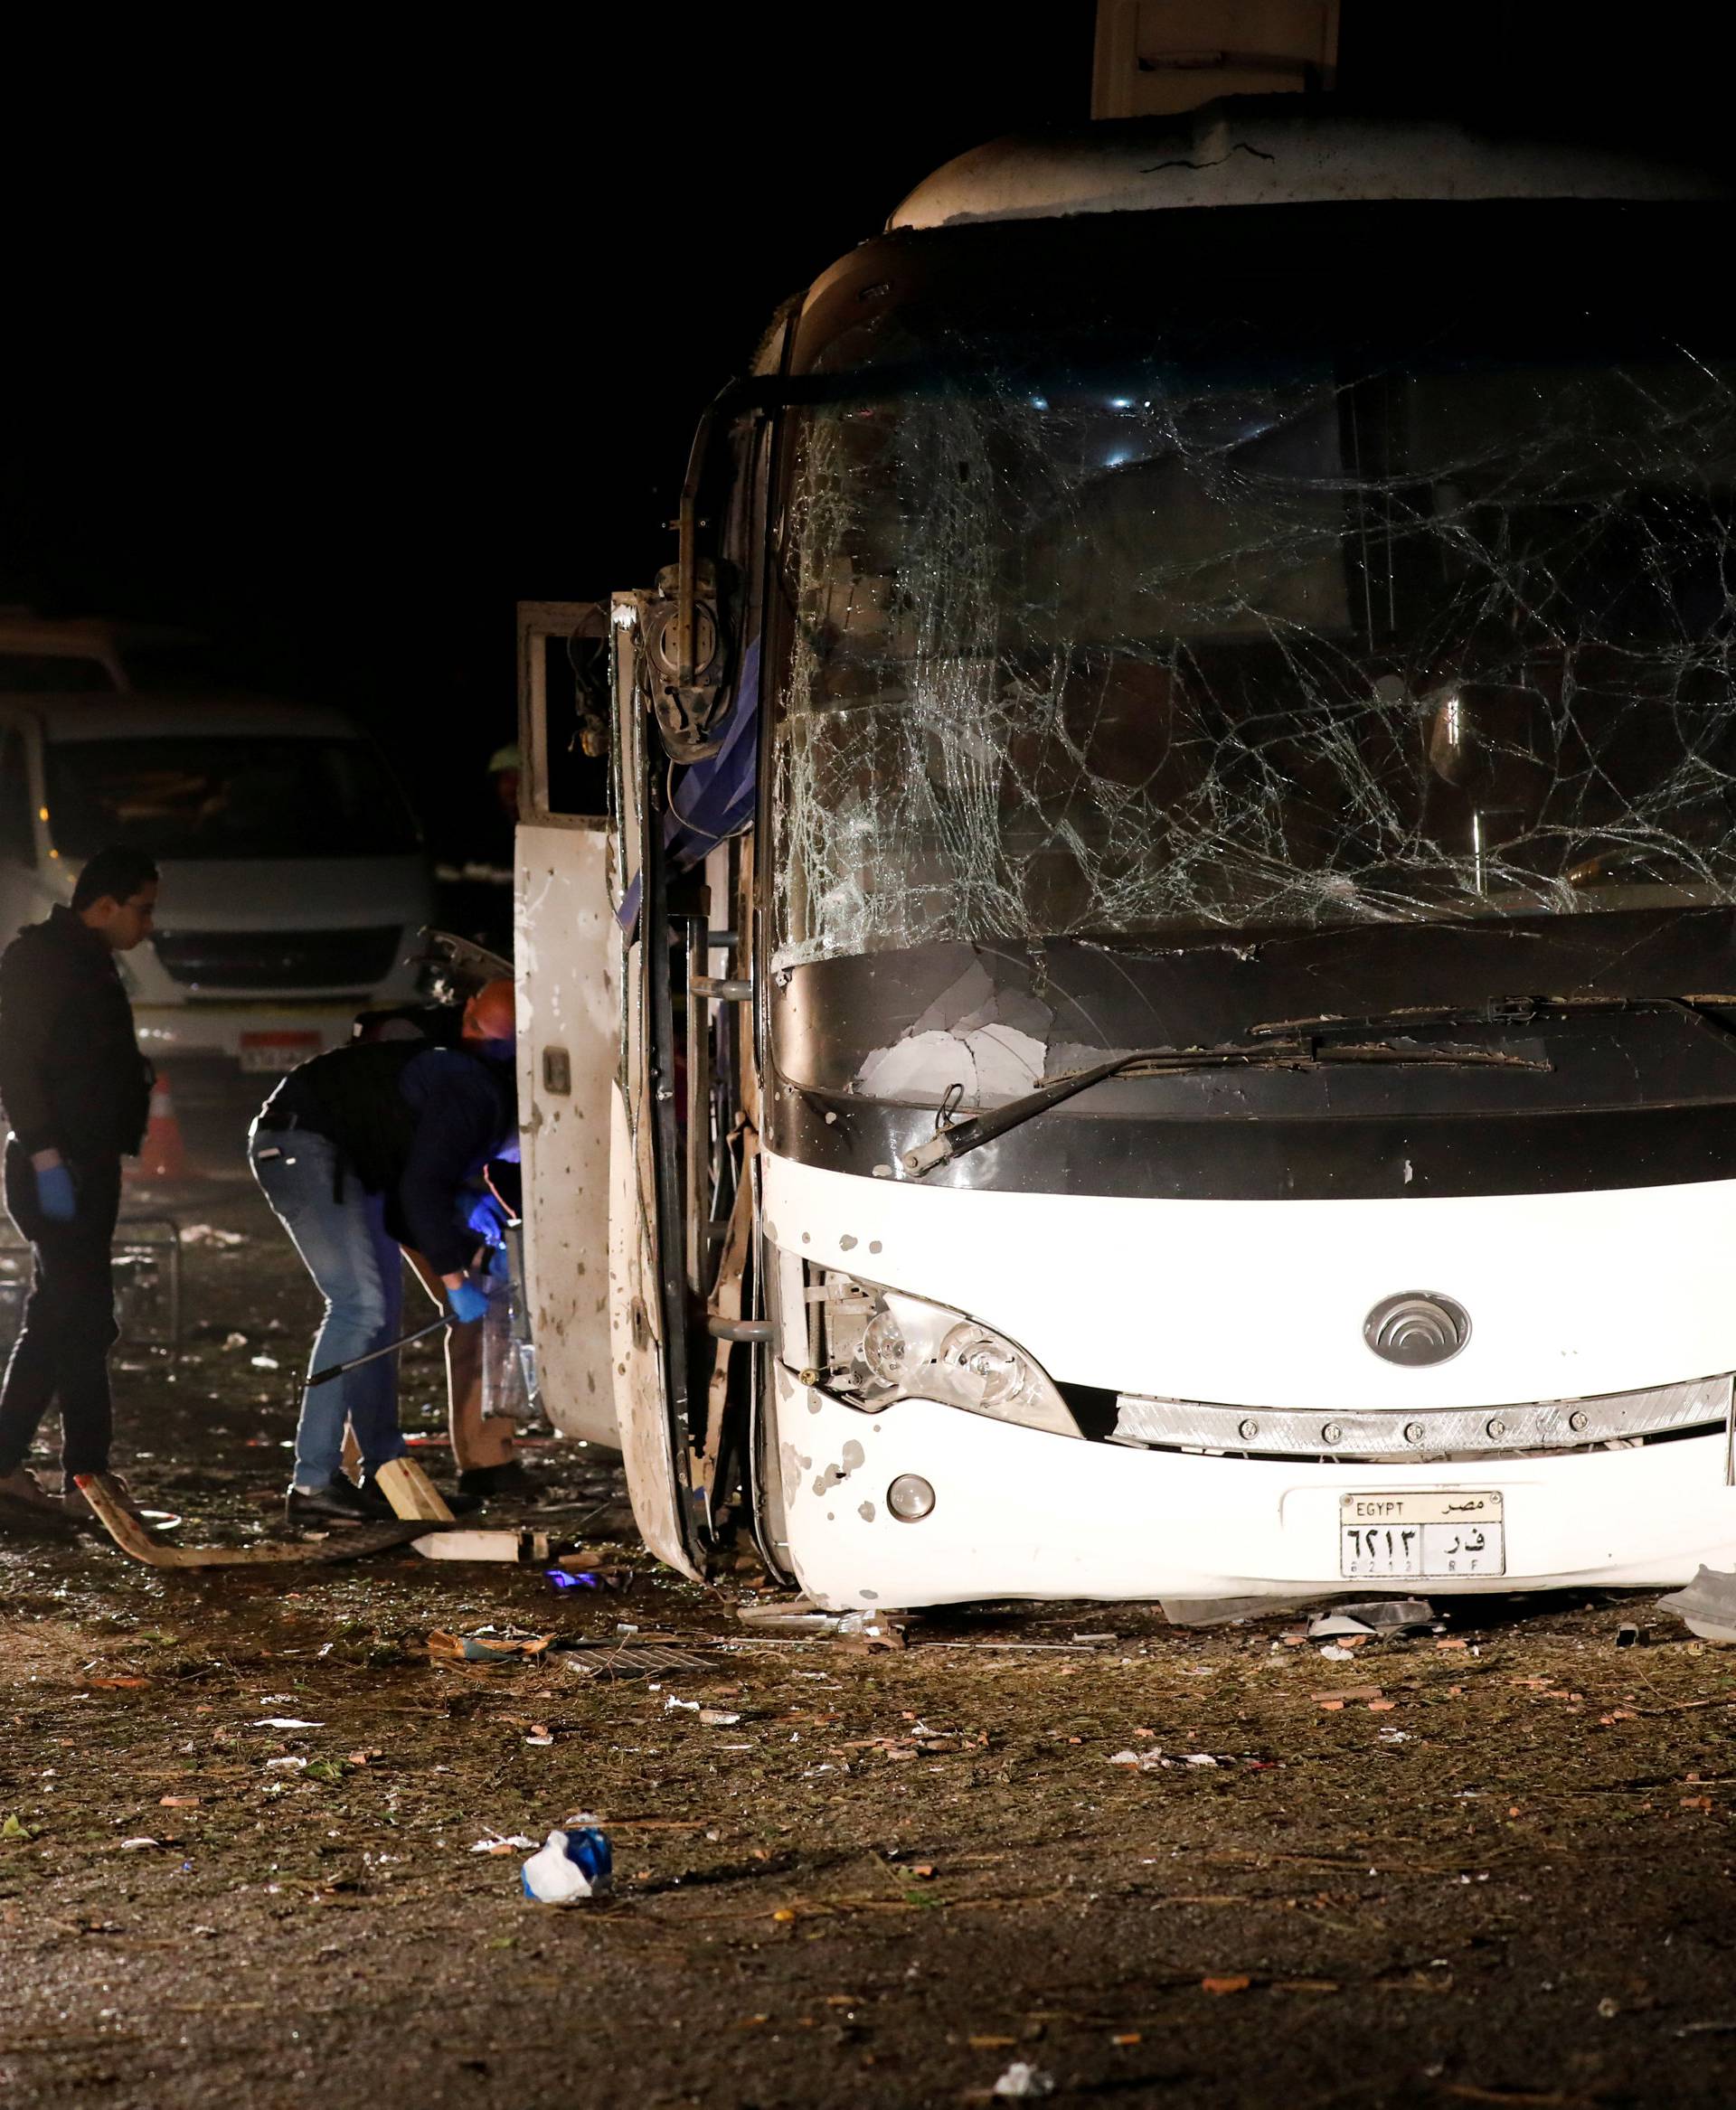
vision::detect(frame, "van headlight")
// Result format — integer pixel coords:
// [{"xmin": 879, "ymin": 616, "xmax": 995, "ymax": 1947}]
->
[{"xmin": 783, "ymin": 1267, "xmax": 1080, "ymax": 1439}]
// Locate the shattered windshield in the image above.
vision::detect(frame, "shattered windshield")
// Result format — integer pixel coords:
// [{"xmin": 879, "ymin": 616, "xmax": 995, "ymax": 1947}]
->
[{"xmin": 770, "ymin": 209, "xmax": 1736, "ymax": 971}]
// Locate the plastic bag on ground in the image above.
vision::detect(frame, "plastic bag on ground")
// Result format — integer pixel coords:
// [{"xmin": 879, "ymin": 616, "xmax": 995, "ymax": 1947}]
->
[
  {"xmin": 521, "ymin": 1825, "xmax": 613, "ymax": 1904},
  {"xmin": 993, "ymin": 2064, "xmax": 1056, "ymax": 2099}
]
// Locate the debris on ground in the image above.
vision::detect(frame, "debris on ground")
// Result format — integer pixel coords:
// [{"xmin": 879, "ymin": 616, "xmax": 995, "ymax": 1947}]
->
[
  {"xmin": 520, "ymin": 1825, "xmax": 612, "ymax": 1904},
  {"xmin": 7, "ymin": 1149, "xmax": 1736, "ymax": 2103},
  {"xmin": 75, "ymin": 1470, "xmax": 424, "ymax": 1568},
  {"xmin": 736, "ymin": 1602, "xmax": 846, "ymax": 1634},
  {"xmin": 833, "ymin": 1609, "xmax": 907, "ymax": 1650},
  {"xmin": 428, "ymin": 1629, "xmax": 552, "ymax": 1663},
  {"xmin": 1307, "ymin": 1598, "xmax": 1436, "ymax": 1640},
  {"xmin": 561, "ymin": 1642, "xmax": 715, "ymax": 1680},
  {"xmin": 373, "ymin": 1455, "xmax": 458, "ymax": 1525},
  {"xmin": 178, "ymin": 1224, "xmax": 247, "ymax": 1247},
  {"xmin": 410, "ymin": 1527, "xmax": 603, "ymax": 1565},
  {"xmin": 1657, "ymin": 1568, "xmax": 1736, "ymax": 1644},
  {"xmin": 992, "ymin": 2061, "xmax": 1056, "ymax": 2099}
]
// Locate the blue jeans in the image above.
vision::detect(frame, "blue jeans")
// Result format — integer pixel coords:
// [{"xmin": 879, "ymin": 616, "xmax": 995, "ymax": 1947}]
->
[{"xmin": 249, "ymin": 1122, "xmax": 410, "ymax": 1487}]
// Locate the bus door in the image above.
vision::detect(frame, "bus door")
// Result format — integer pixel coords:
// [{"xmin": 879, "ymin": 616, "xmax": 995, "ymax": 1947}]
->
[{"xmin": 514, "ymin": 600, "xmax": 618, "ymax": 1447}]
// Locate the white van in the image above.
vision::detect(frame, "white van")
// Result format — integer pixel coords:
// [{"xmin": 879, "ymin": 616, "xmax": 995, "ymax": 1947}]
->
[{"xmin": 0, "ymin": 692, "xmax": 431, "ymax": 1070}]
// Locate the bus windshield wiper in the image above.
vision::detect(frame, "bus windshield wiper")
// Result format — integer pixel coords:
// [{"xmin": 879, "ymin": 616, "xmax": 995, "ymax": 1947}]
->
[
  {"xmin": 1250, "ymin": 995, "xmax": 1736, "ymax": 1042},
  {"xmin": 901, "ymin": 1039, "xmax": 1549, "ymax": 1177}
]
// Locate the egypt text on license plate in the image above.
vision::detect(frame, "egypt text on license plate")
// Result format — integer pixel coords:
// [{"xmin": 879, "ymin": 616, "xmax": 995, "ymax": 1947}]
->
[{"xmin": 1339, "ymin": 1491, "xmax": 1505, "ymax": 1578}]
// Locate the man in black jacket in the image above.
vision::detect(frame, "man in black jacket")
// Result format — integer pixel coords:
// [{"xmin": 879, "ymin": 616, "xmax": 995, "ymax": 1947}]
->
[{"xmin": 0, "ymin": 846, "xmax": 158, "ymax": 1519}]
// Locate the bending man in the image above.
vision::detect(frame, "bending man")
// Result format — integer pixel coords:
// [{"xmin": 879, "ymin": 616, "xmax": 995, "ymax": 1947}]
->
[{"xmin": 250, "ymin": 982, "xmax": 517, "ymax": 1524}]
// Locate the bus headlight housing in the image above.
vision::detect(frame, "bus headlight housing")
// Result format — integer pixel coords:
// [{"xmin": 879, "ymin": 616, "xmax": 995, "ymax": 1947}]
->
[{"xmin": 788, "ymin": 1267, "xmax": 1080, "ymax": 1439}]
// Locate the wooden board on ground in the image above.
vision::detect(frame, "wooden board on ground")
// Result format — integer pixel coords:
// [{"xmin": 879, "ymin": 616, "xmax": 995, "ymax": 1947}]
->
[
  {"xmin": 73, "ymin": 1474, "xmax": 425, "ymax": 1568},
  {"xmin": 373, "ymin": 1455, "xmax": 457, "ymax": 1523},
  {"xmin": 411, "ymin": 1529, "xmax": 604, "ymax": 1564}
]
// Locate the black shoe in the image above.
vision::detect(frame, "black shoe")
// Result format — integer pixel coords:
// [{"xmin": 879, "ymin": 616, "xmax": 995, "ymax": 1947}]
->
[
  {"xmin": 458, "ymin": 1461, "xmax": 539, "ymax": 1505},
  {"xmin": 285, "ymin": 1474, "xmax": 390, "ymax": 1527}
]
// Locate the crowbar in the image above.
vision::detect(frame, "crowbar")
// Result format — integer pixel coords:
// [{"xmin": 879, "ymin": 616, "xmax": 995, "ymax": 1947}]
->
[{"xmin": 307, "ymin": 1313, "xmax": 452, "ymax": 1388}]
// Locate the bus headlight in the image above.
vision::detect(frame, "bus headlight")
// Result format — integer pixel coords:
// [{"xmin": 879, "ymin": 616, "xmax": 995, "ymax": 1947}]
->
[
  {"xmin": 785, "ymin": 1267, "xmax": 1080, "ymax": 1439},
  {"xmin": 939, "ymin": 1324, "xmax": 1030, "ymax": 1410},
  {"xmin": 861, "ymin": 1306, "xmax": 913, "ymax": 1387}
]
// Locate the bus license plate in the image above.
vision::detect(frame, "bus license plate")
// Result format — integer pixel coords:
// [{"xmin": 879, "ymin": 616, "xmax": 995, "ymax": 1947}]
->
[{"xmin": 1339, "ymin": 1491, "xmax": 1505, "ymax": 1578}]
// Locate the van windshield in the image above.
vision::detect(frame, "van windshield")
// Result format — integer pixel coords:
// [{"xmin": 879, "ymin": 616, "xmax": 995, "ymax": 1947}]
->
[
  {"xmin": 44, "ymin": 738, "xmax": 421, "ymax": 860},
  {"xmin": 771, "ymin": 208, "xmax": 1736, "ymax": 969}
]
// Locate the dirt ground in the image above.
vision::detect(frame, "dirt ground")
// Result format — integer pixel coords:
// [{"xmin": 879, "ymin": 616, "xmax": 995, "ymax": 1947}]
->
[{"xmin": 4, "ymin": 1079, "xmax": 1736, "ymax": 2108}]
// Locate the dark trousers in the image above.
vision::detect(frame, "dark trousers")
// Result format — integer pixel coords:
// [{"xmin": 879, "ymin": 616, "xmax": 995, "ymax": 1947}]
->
[{"xmin": 0, "ymin": 1139, "xmax": 122, "ymax": 1479}]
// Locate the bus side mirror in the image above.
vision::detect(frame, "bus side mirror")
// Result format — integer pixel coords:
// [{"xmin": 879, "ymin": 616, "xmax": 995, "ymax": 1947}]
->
[
  {"xmin": 642, "ymin": 381, "xmax": 753, "ymax": 764},
  {"xmin": 644, "ymin": 558, "xmax": 735, "ymax": 762}
]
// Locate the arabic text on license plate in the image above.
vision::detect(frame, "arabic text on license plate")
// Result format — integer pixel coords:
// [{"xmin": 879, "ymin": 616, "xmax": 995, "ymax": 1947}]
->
[
  {"xmin": 1339, "ymin": 1491, "xmax": 1505, "ymax": 1578},
  {"xmin": 239, "ymin": 1034, "xmax": 321, "ymax": 1075}
]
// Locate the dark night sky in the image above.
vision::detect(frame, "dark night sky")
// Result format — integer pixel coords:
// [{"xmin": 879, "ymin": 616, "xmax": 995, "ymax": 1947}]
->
[{"xmin": 5, "ymin": 5, "xmax": 1731, "ymax": 854}]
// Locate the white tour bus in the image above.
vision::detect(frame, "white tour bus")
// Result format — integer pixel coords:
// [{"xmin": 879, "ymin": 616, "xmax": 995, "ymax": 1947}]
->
[{"xmin": 514, "ymin": 101, "xmax": 1736, "ymax": 1613}]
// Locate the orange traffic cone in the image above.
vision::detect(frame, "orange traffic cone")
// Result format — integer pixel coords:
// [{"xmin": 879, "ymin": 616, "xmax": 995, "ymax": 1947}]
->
[{"xmin": 133, "ymin": 1071, "xmax": 188, "ymax": 1182}]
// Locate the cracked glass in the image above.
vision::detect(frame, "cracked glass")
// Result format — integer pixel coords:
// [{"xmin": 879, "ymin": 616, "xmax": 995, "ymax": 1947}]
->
[{"xmin": 771, "ymin": 221, "xmax": 1736, "ymax": 975}]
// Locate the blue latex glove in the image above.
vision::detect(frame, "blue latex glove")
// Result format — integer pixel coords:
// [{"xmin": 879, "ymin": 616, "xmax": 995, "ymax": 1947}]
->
[
  {"xmin": 485, "ymin": 1243, "xmax": 512, "ymax": 1285},
  {"xmin": 465, "ymin": 1190, "xmax": 514, "ymax": 1246},
  {"xmin": 35, "ymin": 1163, "xmax": 75, "ymax": 1223},
  {"xmin": 447, "ymin": 1277, "xmax": 489, "ymax": 1324}
]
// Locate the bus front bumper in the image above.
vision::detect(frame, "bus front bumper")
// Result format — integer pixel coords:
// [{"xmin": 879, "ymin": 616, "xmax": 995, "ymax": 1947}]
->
[{"xmin": 775, "ymin": 1369, "xmax": 1736, "ymax": 1612}]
